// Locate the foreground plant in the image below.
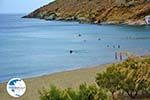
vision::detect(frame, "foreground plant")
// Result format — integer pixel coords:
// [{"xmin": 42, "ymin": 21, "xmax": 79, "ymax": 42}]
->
[
  {"xmin": 39, "ymin": 84, "xmax": 108, "ymax": 100},
  {"xmin": 96, "ymin": 66, "xmax": 125, "ymax": 99},
  {"xmin": 96, "ymin": 56, "xmax": 150, "ymax": 99},
  {"xmin": 39, "ymin": 56, "xmax": 150, "ymax": 100}
]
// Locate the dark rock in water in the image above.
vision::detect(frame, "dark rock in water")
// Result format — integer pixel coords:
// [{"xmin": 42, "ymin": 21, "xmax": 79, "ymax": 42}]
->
[
  {"xmin": 22, "ymin": 16, "xmax": 27, "ymax": 18},
  {"xmin": 118, "ymin": 45, "xmax": 121, "ymax": 48},
  {"xmin": 107, "ymin": 45, "xmax": 109, "ymax": 47}
]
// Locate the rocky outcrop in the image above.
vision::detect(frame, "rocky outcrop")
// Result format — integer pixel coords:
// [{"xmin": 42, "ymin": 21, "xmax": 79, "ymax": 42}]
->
[
  {"xmin": 23, "ymin": 0, "xmax": 150, "ymax": 25},
  {"xmin": 44, "ymin": 13, "xmax": 57, "ymax": 20}
]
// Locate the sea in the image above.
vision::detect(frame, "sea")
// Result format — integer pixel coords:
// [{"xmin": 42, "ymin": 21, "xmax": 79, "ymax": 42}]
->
[{"xmin": 0, "ymin": 14, "xmax": 150, "ymax": 83}]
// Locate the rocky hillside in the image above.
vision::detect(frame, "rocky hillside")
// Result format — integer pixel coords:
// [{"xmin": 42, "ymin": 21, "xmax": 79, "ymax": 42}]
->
[{"xmin": 24, "ymin": 0, "xmax": 150, "ymax": 25}]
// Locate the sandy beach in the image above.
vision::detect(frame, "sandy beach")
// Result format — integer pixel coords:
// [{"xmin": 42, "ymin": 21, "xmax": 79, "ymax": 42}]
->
[{"xmin": 0, "ymin": 64, "xmax": 110, "ymax": 100}]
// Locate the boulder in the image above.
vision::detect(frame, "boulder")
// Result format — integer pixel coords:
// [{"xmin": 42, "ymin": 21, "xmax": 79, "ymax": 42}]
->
[
  {"xmin": 126, "ymin": 20, "xmax": 146, "ymax": 25},
  {"xmin": 145, "ymin": 15, "xmax": 150, "ymax": 25},
  {"xmin": 45, "ymin": 13, "xmax": 57, "ymax": 20},
  {"xmin": 76, "ymin": 17, "xmax": 91, "ymax": 23}
]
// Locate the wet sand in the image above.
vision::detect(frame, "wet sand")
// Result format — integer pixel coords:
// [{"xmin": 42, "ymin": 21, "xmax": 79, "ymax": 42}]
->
[{"xmin": 0, "ymin": 64, "xmax": 110, "ymax": 100}]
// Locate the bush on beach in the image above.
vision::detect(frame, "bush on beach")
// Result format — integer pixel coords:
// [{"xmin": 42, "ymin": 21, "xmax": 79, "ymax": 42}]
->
[
  {"xmin": 39, "ymin": 56, "xmax": 150, "ymax": 100},
  {"xmin": 39, "ymin": 84, "xmax": 108, "ymax": 100}
]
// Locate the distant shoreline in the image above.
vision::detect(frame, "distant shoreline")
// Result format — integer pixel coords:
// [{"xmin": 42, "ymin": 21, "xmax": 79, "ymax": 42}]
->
[{"xmin": 22, "ymin": 16, "xmax": 148, "ymax": 26}]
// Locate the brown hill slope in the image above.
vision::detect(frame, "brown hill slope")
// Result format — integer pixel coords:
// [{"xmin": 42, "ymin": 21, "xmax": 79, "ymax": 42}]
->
[{"xmin": 24, "ymin": 0, "xmax": 150, "ymax": 25}]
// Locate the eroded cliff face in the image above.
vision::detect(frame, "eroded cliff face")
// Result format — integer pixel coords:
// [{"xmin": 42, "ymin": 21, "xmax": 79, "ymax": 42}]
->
[{"xmin": 24, "ymin": 0, "xmax": 150, "ymax": 25}]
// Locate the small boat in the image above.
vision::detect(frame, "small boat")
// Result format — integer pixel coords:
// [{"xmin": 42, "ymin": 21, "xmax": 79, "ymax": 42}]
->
[{"xmin": 145, "ymin": 16, "xmax": 150, "ymax": 25}]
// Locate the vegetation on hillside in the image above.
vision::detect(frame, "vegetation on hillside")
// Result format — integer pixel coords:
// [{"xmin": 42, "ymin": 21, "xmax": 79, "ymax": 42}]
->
[
  {"xmin": 39, "ymin": 56, "xmax": 150, "ymax": 100},
  {"xmin": 24, "ymin": 0, "xmax": 150, "ymax": 25}
]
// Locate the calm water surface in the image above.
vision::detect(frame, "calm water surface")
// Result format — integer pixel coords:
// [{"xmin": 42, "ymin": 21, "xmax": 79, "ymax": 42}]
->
[{"xmin": 0, "ymin": 14, "xmax": 150, "ymax": 82}]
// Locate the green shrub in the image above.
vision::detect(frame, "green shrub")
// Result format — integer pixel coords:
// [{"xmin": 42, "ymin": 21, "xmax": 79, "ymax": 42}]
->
[
  {"xmin": 39, "ymin": 56, "xmax": 150, "ymax": 100},
  {"xmin": 39, "ymin": 86, "xmax": 65, "ymax": 100},
  {"xmin": 39, "ymin": 84, "xmax": 108, "ymax": 100},
  {"xmin": 96, "ymin": 56, "xmax": 150, "ymax": 99},
  {"xmin": 96, "ymin": 66, "xmax": 125, "ymax": 99},
  {"xmin": 78, "ymin": 83, "xmax": 108, "ymax": 100}
]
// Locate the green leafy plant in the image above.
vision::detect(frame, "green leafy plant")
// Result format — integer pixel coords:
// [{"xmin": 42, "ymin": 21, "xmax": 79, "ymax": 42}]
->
[
  {"xmin": 39, "ymin": 84, "xmax": 108, "ymax": 100},
  {"xmin": 39, "ymin": 56, "xmax": 150, "ymax": 100},
  {"xmin": 96, "ymin": 65, "xmax": 125, "ymax": 99},
  {"xmin": 96, "ymin": 56, "xmax": 150, "ymax": 99}
]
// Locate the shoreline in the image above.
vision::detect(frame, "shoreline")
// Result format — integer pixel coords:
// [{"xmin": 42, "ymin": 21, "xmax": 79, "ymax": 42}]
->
[
  {"xmin": 0, "ymin": 63, "xmax": 112, "ymax": 84},
  {"xmin": 0, "ymin": 63, "xmax": 111, "ymax": 100},
  {"xmin": 23, "ymin": 17, "xmax": 149, "ymax": 26}
]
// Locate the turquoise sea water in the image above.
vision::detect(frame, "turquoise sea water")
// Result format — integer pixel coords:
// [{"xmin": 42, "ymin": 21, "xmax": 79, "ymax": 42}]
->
[{"xmin": 0, "ymin": 14, "xmax": 150, "ymax": 83}]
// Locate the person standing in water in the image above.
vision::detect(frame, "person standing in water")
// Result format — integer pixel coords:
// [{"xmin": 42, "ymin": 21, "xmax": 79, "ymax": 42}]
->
[
  {"xmin": 120, "ymin": 52, "xmax": 123, "ymax": 61},
  {"xmin": 115, "ymin": 52, "xmax": 118, "ymax": 60}
]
